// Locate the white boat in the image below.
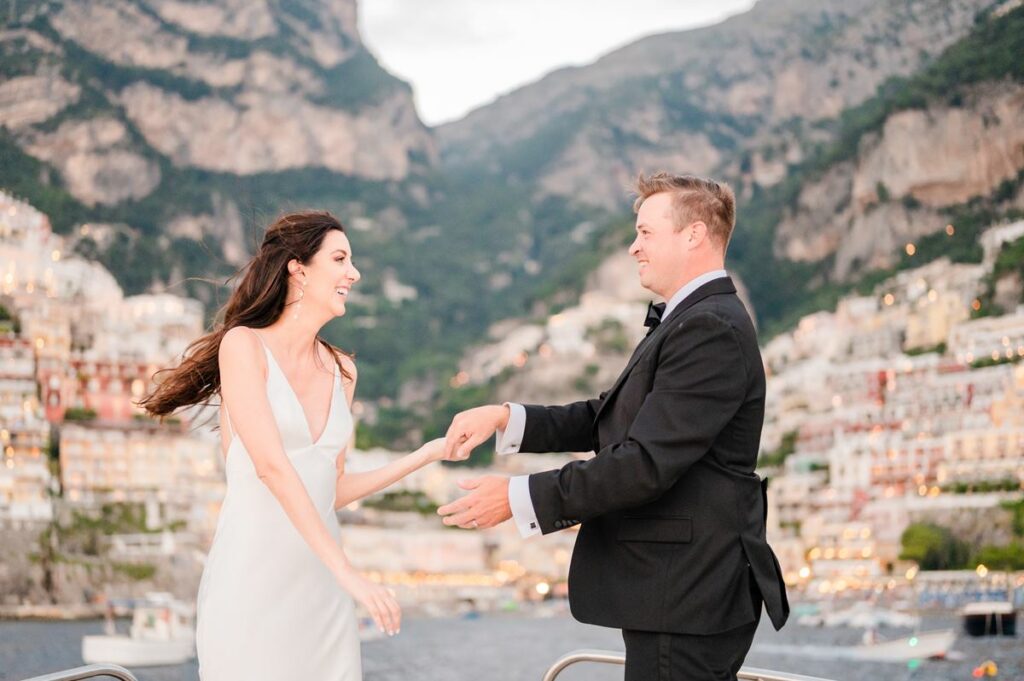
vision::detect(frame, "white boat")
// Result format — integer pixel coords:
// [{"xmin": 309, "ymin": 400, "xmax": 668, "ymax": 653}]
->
[
  {"xmin": 852, "ymin": 628, "xmax": 957, "ymax": 661},
  {"xmin": 82, "ymin": 592, "xmax": 195, "ymax": 667},
  {"xmin": 754, "ymin": 628, "xmax": 957, "ymax": 663}
]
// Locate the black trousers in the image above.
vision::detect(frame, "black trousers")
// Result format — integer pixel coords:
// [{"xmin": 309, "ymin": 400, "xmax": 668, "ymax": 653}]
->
[
  {"xmin": 622, "ymin": 574, "xmax": 762, "ymax": 681},
  {"xmin": 622, "ymin": 614, "xmax": 759, "ymax": 681}
]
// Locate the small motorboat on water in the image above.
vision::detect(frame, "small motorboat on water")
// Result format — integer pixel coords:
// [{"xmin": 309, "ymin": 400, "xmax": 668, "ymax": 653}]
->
[
  {"xmin": 754, "ymin": 628, "xmax": 957, "ymax": 663},
  {"xmin": 82, "ymin": 592, "xmax": 195, "ymax": 667},
  {"xmin": 961, "ymin": 601, "xmax": 1017, "ymax": 636},
  {"xmin": 853, "ymin": 628, "xmax": 957, "ymax": 662}
]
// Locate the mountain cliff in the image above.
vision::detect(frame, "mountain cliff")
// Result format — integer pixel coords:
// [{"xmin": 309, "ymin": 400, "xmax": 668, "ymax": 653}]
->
[
  {"xmin": 3, "ymin": 0, "xmax": 1023, "ymax": 446},
  {"xmin": 438, "ymin": 0, "xmax": 994, "ymax": 207},
  {"xmin": 437, "ymin": 0, "xmax": 1024, "ymax": 337},
  {"xmin": 0, "ymin": 0, "xmax": 434, "ymax": 293}
]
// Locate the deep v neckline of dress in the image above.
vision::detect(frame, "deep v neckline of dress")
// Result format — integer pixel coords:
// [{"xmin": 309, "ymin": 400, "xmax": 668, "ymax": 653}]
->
[{"xmin": 253, "ymin": 331, "xmax": 337, "ymax": 447}]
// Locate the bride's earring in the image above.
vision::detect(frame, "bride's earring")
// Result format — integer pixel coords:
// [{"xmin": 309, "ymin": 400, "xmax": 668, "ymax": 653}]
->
[{"xmin": 292, "ymin": 276, "xmax": 306, "ymax": 320}]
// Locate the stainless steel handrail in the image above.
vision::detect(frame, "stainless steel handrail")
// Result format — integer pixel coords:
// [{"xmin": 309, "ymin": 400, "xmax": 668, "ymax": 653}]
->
[
  {"xmin": 20, "ymin": 664, "xmax": 139, "ymax": 681},
  {"xmin": 740, "ymin": 667, "xmax": 838, "ymax": 681},
  {"xmin": 542, "ymin": 649, "xmax": 624, "ymax": 681},
  {"xmin": 542, "ymin": 649, "xmax": 837, "ymax": 681}
]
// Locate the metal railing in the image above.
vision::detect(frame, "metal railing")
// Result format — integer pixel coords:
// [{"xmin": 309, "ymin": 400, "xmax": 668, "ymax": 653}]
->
[
  {"xmin": 542, "ymin": 649, "xmax": 625, "ymax": 680},
  {"xmin": 20, "ymin": 664, "xmax": 139, "ymax": 681},
  {"xmin": 542, "ymin": 649, "xmax": 837, "ymax": 681}
]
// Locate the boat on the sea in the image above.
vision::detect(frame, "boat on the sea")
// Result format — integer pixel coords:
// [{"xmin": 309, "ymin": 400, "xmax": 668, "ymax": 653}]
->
[
  {"xmin": 961, "ymin": 601, "xmax": 1017, "ymax": 636},
  {"xmin": 755, "ymin": 628, "xmax": 957, "ymax": 663},
  {"xmin": 81, "ymin": 593, "xmax": 195, "ymax": 667},
  {"xmin": 852, "ymin": 628, "xmax": 957, "ymax": 661}
]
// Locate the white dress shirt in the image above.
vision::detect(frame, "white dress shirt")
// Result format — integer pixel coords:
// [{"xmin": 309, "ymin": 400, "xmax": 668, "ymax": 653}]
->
[{"xmin": 496, "ymin": 269, "xmax": 729, "ymax": 537}]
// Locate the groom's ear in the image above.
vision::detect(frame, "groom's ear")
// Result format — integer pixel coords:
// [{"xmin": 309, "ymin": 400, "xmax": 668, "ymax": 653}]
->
[{"xmin": 686, "ymin": 221, "xmax": 708, "ymax": 247}]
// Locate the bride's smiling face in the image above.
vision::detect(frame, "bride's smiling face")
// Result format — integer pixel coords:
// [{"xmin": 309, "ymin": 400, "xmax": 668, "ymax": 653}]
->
[{"xmin": 289, "ymin": 229, "xmax": 361, "ymax": 319}]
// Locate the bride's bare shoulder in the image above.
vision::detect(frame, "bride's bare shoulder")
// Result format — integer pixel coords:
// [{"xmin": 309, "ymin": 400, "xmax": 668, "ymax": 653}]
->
[
  {"xmin": 328, "ymin": 346, "xmax": 357, "ymax": 385},
  {"xmin": 221, "ymin": 325, "xmax": 258, "ymax": 349},
  {"xmin": 219, "ymin": 326, "xmax": 265, "ymax": 369}
]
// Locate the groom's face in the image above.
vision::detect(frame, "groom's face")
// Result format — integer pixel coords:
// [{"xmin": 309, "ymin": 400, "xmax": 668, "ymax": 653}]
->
[{"xmin": 629, "ymin": 192, "xmax": 690, "ymax": 299}]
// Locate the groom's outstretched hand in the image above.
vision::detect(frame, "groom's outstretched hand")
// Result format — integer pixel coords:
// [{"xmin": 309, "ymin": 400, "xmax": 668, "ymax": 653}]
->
[
  {"xmin": 437, "ymin": 476, "xmax": 512, "ymax": 529},
  {"xmin": 443, "ymin": 404, "xmax": 510, "ymax": 461}
]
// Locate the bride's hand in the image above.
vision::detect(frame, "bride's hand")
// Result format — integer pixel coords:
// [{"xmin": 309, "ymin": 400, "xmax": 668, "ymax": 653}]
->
[
  {"xmin": 335, "ymin": 567, "xmax": 401, "ymax": 636},
  {"xmin": 416, "ymin": 437, "xmax": 449, "ymax": 463}
]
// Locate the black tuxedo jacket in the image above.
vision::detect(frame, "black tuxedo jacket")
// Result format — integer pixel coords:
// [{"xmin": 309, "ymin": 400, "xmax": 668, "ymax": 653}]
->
[{"xmin": 523, "ymin": 276, "xmax": 789, "ymax": 635}]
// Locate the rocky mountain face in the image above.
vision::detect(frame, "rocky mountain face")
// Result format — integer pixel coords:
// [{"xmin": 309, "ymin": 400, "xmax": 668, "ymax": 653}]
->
[
  {"xmin": 0, "ymin": 0, "xmax": 611, "ymax": 408},
  {"xmin": 3, "ymin": 0, "xmax": 1023, "ymax": 438},
  {"xmin": 775, "ymin": 81, "xmax": 1024, "ymax": 280},
  {"xmin": 438, "ymin": 0, "xmax": 993, "ymax": 208},
  {"xmin": 0, "ymin": 0, "xmax": 434, "ymax": 266},
  {"xmin": 4, "ymin": 0, "xmax": 434, "ymax": 188},
  {"xmin": 436, "ymin": 0, "xmax": 1024, "ymax": 332}
]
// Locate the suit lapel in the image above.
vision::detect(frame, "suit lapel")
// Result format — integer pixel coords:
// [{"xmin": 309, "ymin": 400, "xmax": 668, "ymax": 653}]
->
[{"xmin": 593, "ymin": 277, "xmax": 737, "ymax": 423}]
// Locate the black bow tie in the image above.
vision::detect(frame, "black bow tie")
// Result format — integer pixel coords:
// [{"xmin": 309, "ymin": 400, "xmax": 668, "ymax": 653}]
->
[{"xmin": 644, "ymin": 302, "xmax": 666, "ymax": 333}]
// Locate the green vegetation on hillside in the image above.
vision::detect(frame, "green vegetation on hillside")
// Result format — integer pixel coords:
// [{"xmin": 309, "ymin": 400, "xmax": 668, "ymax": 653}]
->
[
  {"xmin": 808, "ymin": 4, "xmax": 1024, "ymax": 174},
  {"xmin": 4, "ymin": 4, "xmax": 1024, "ymax": 450},
  {"xmin": 899, "ymin": 500, "xmax": 1024, "ymax": 571},
  {"xmin": 363, "ymin": 490, "xmax": 439, "ymax": 515},
  {"xmin": 899, "ymin": 522, "xmax": 971, "ymax": 570},
  {"xmin": 974, "ymin": 230, "xmax": 1024, "ymax": 317},
  {"xmin": 730, "ymin": 6, "xmax": 1024, "ymax": 338}
]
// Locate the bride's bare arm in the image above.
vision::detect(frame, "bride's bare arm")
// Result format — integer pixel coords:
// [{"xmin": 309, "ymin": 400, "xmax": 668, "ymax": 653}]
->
[
  {"xmin": 335, "ymin": 443, "xmax": 445, "ymax": 509},
  {"xmin": 219, "ymin": 327, "xmax": 400, "ymax": 635},
  {"xmin": 332, "ymin": 354, "xmax": 446, "ymax": 509}
]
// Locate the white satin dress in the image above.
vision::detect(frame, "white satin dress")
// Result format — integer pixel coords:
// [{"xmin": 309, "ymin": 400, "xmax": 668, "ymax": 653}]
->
[{"xmin": 196, "ymin": 331, "xmax": 360, "ymax": 680}]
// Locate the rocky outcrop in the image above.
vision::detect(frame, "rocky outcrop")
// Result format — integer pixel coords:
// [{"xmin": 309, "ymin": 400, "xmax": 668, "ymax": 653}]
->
[
  {"xmin": 537, "ymin": 106, "xmax": 723, "ymax": 210},
  {"xmin": 51, "ymin": 1, "xmax": 203, "ymax": 72},
  {"xmin": 166, "ymin": 194, "xmax": 249, "ymax": 267},
  {"xmin": 776, "ymin": 83, "xmax": 1024, "ymax": 280},
  {"xmin": 50, "ymin": 0, "xmax": 360, "ymax": 80},
  {"xmin": 150, "ymin": 0, "xmax": 278, "ymax": 41},
  {"xmin": 117, "ymin": 82, "xmax": 433, "ymax": 178},
  {"xmin": 23, "ymin": 118, "xmax": 161, "ymax": 206},
  {"xmin": 8, "ymin": 0, "xmax": 434, "ymax": 183},
  {"xmin": 0, "ymin": 72, "xmax": 79, "ymax": 130},
  {"xmin": 852, "ymin": 85, "xmax": 1024, "ymax": 208},
  {"xmin": 0, "ymin": 526, "xmax": 205, "ymax": 607},
  {"xmin": 51, "ymin": 1, "xmax": 333, "ymax": 94}
]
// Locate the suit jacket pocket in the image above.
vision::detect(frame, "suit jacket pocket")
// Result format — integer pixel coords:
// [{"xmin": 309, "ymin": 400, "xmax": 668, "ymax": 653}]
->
[{"xmin": 617, "ymin": 516, "xmax": 692, "ymax": 543}]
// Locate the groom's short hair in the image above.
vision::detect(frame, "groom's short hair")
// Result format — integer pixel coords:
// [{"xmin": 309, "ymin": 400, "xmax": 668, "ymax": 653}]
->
[{"xmin": 632, "ymin": 173, "xmax": 736, "ymax": 251}]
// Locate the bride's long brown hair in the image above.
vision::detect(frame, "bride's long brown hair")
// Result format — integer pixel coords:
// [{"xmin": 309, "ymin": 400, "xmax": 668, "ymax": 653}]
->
[{"xmin": 139, "ymin": 210, "xmax": 353, "ymax": 419}]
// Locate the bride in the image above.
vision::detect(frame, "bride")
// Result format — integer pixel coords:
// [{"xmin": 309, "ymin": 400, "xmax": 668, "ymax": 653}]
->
[{"xmin": 140, "ymin": 210, "xmax": 454, "ymax": 680}]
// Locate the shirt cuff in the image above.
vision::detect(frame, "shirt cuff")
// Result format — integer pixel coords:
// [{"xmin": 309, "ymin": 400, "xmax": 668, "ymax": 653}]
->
[
  {"xmin": 494, "ymin": 402, "xmax": 525, "ymax": 455},
  {"xmin": 508, "ymin": 474, "xmax": 541, "ymax": 538}
]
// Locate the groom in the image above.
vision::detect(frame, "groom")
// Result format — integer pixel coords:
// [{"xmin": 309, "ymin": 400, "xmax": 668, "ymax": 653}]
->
[{"xmin": 438, "ymin": 173, "xmax": 789, "ymax": 680}]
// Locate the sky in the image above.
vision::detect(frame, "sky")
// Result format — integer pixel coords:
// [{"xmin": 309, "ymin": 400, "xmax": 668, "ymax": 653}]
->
[{"xmin": 359, "ymin": 0, "xmax": 757, "ymax": 127}]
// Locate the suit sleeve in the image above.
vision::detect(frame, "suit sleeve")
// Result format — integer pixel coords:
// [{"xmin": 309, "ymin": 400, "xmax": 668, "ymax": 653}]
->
[
  {"xmin": 527, "ymin": 312, "xmax": 748, "ymax": 533},
  {"xmin": 518, "ymin": 393, "xmax": 606, "ymax": 454}
]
